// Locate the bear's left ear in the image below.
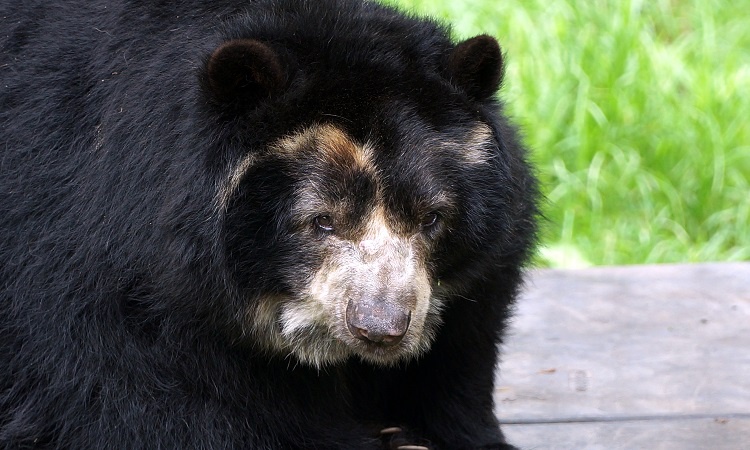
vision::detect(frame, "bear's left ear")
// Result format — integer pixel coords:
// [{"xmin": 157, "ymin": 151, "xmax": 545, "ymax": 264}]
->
[
  {"xmin": 204, "ymin": 39, "xmax": 287, "ymax": 107},
  {"xmin": 446, "ymin": 35, "xmax": 504, "ymax": 101}
]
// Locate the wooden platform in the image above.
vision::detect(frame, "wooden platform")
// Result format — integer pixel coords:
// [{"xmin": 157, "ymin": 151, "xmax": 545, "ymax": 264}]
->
[{"xmin": 495, "ymin": 263, "xmax": 750, "ymax": 449}]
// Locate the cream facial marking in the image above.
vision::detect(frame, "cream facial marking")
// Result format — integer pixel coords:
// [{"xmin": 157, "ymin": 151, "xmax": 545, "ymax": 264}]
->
[
  {"xmin": 273, "ymin": 207, "xmax": 439, "ymax": 367},
  {"xmin": 215, "ymin": 153, "xmax": 258, "ymax": 214},
  {"xmin": 463, "ymin": 123, "xmax": 495, "ymax": 165},
  {"xmin": 432, "ymin": 123, "xmax": 495, "ymax": 166},
  {"xmin": 273, "ymin": 123, "xmax": 376, "ymax": 175}
]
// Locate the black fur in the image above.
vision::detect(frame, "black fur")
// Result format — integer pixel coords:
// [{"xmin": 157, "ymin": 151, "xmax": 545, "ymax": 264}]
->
[{"xmin": 0, "ymin": 0, "xmax": 537, "ymax": 448}]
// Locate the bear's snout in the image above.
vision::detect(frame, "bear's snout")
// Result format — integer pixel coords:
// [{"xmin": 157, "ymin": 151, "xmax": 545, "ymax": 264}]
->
[{"xmin": 345, "ymin": 298, "xmax": 411, "ymax": 346}]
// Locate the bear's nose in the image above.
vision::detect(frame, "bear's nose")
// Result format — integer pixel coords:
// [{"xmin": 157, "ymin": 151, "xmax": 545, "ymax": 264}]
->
[{"xmin": 345, "ymin": 299, "xmax": 411, "ymax": 346}]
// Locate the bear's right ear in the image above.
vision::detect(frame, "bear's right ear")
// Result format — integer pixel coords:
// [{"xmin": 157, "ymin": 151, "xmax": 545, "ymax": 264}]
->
[
  {"xmin": 204, "ymin": 39, "xmax": 287, "ymax": 107},
  {"xmin": 446, "ymin": 35, "xmax": 504, "ymax": 101}
]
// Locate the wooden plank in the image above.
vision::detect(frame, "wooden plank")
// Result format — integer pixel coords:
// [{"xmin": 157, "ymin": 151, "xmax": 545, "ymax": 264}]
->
[
  {"xmin": 502, "ymin": 417, "xmax": 750, "ymax": 450},
  {"xmin": 494, "ymin": 263, "xmax": 750, "ymax": 448}
]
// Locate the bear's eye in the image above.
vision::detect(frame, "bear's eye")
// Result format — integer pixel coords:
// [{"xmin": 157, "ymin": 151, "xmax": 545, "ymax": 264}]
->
[
  {"xmin": 314, "ymin": 215, "xmax": 335, "ymax": 232},
  {"xmin": 420, "ymin": 212, "xmax": 439, "ymax": 230}
]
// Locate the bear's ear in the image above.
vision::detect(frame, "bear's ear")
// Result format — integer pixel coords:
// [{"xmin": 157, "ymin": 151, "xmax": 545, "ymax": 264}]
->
[
  {"xmin": 205, "ymin": 39, "xmax": 287, "ymax": 107},
  {"xmin": 446, "ymin": 35, "xmax": 504, "ymax": 101}
]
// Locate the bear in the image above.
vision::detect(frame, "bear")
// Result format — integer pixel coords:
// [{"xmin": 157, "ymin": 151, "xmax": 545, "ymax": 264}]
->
[{"xmin": 0, "ymin": 0, "xmax": 538, "ymax": 448}]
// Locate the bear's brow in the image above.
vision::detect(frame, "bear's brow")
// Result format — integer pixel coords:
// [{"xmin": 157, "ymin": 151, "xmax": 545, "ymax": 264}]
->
[{"xmin": 273, "ymin": 123, "xmax": 375, "ymax": 173}]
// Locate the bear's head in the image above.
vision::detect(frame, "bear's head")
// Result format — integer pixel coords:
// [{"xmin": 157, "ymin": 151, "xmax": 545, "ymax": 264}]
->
[{"xmin": 199, "ymin": 16, "xmax": 530, "ymax": 368}]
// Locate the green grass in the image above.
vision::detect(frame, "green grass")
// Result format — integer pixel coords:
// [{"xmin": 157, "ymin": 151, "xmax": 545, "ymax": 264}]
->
[{"xmin": 384, "ymin": 0, "xmax": 750, "ymax": 267}]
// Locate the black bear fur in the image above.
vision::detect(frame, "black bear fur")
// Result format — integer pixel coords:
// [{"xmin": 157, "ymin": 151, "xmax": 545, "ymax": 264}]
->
[{"xmin": 0, "ymin": 0, "xmax": 538, "ymax": 448}]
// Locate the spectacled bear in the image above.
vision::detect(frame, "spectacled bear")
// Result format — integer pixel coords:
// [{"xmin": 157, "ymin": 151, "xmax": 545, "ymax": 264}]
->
[{"xmin": 0, "ymin": 0, "xmax": 538, "ymax": 448}]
